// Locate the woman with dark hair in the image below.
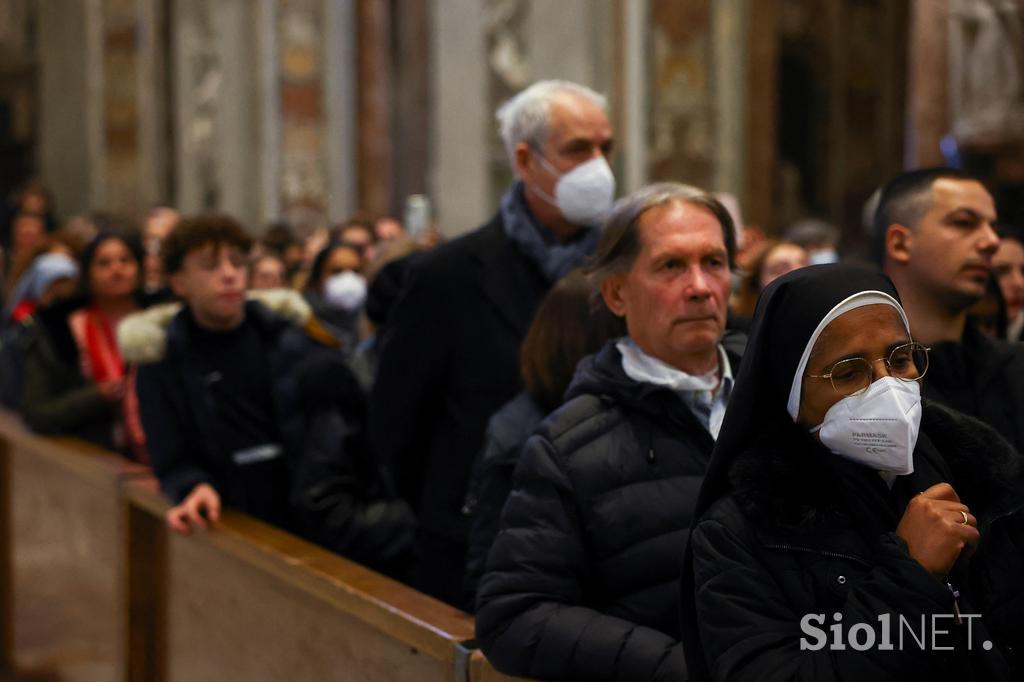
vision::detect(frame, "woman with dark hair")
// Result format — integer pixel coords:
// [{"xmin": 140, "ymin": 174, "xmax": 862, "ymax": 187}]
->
[
  {"xmin": 461, "ymin": 269, "xmax": 624, "ymax": 602},
  {"xmin": 19, "ymin": 232, "xmax": 148, "ymax": 460},
  {"xmin": 681, "ymin": 264, "xmax": 1024, "ymax": 681},
  {"xmin": 303, "ymin": 240, "xmax": 366, "ymax": 351},
  {"xmin": 731, "ymin": 239, "xmax": 809, "ymax": 317},
  {"xmin": 993, "ymin": 226, "xmax": 1024, "ymax": 341}
]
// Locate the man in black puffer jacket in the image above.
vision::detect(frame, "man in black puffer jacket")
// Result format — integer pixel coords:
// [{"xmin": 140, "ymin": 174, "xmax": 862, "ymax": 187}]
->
[{"xmin": 476, "ymin": 183, "xmax": 744, "ymax": 681}]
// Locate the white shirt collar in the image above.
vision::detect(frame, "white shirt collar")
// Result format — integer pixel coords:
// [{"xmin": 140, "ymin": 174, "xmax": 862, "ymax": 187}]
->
[{"xmin": 617, "ymin": 337, "xmax": 732, "ymax": 395}]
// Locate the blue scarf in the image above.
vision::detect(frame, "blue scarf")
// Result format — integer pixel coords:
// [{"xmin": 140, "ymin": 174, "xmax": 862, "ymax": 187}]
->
[{"xmin": 500, "ymin": 182, "xmax": 600, "ymax": 283}]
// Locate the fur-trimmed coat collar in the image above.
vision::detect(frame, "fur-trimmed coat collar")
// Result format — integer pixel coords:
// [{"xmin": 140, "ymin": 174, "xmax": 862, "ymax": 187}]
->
[
  {"xmin": 117, "ymin": 288, "xmax": 313, "ymax": 365},
  {"xmin": 728, "ymin": 401, "xmax": 1024, "ymax": 531}
]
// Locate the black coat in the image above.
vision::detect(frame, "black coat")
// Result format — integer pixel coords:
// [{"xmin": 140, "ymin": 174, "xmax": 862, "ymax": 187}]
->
[
  {"xmin": 924, "ymin": 321, "xmax": 1024, "ymax": 454},
  {"xmin": 136, "ymin": 300, "xmax": 414, "ymax": 574},
  {"xmin": 682, "ymin": 402, "xmax": 1024, "ymax": 682},
  {"xmin": 18, "ymin": 296, "xmax": 117, "ymax": 449},
  {"xmin": 462, "ymin": 390, "xmax": 547, "ymax": 602},
  {"xmin": 370, "ymin": 214, "xmax": 549, "ymax": 542},
  {"xmin": 475, "ymin": 341, "xmax": 741, "ymax": 681}
]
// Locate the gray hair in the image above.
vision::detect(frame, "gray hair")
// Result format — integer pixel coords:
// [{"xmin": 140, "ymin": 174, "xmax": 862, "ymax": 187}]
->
[
  {"xmin": 585, "ymin": 182, "xmax": 738, "ymax": 294},
  {"xmin": 496, "ymin": 80, "xmax": 607, "ymax": 164}
]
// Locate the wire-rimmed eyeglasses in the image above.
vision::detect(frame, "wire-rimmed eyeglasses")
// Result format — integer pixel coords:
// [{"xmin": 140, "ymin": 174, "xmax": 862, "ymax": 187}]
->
[{"xmin": 805, "ymin": 342, "xmax": 931, "ymax": 397}]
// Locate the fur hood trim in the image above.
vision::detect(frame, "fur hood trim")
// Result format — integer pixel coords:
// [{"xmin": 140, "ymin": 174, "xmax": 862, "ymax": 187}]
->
[{"xmin": 117, "ymin": 288, "xmax": 312, "ymax": 365}]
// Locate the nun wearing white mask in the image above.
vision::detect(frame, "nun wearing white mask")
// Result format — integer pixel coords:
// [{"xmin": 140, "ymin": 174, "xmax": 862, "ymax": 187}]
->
[{"xmin": 680, "ymin": 264, "xmax": 1024, "ymax": 682}]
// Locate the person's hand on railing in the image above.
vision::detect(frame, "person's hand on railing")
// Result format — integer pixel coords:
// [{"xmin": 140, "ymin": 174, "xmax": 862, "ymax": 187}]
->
[{"xmin": 166, "ymin": 483, "xmax": 221, "ymax": 535}]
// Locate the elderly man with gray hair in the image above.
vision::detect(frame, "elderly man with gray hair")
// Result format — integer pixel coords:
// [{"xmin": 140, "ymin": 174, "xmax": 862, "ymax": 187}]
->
[
  {"xmin": 476, "ymin": 182, "xmax": 744, "ymax": 681},
  {"xmin": 371, "ymin": 80, "xmax": 615, "ymax": 606}
]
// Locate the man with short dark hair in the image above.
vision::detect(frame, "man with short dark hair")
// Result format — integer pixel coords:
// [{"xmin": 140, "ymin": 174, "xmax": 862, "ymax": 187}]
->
[
  {"xmin": 129, "ymin": 213, "xmax": 413, "ymax": 573},
  {"xmin": 875, "ymin": 167, "xmax": 1024, "ymax": 451},
  {"xmin": 476, "ymin": 183, "xmax": 742, "ymax": 681},
  {"xmin": 370, "ymin": 79, "xmax": 616, "ymax": 605}
]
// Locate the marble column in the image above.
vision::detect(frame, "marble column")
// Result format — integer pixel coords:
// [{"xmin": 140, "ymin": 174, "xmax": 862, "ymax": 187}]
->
[
  {"xmin": 710, "ymin": 0, "xmax": 750, "ymax": 206},
  {"xmin": 276, "ymin": 0, "xmax": 329, "ymax": 231},
  {"xmin": 323, "ymin": 0, "xmax": 359, "ymax": 223},
  {"xmin": 647, "ymin": 0, "xmax": 713, "ymax": 188},
  {"xmin": 357, "ymin": 0, "xmax": 393, "ymax": 220},
  {"xmin": 36, "ymin": 0, "xmax": 104, "ymax": 215},
  {"xmin": 431, "ymin": 0, "xmax": 489, "ymax": 236},
  {"xmin": 905, "ymin": 0, "xmax": 950, "ymax": 167},
  {"xmin": 621, "ymin": 0, "xmax": 650, "ymax": 194}
]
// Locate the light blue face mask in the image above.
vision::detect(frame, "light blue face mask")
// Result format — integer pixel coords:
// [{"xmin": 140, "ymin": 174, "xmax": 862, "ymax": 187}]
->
[{"xmin": 808, "ymin": 249, "xmax": 839, "ymax": 266}]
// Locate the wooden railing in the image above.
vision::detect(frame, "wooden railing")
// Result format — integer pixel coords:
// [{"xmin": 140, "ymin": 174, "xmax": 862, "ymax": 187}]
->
[{"xmin": 0, "ymin": 412, "xmax": 525, "ymax": 682}]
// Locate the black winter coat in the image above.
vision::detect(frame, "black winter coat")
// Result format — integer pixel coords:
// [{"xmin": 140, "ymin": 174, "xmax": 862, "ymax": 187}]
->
[
  {"xmin": 19, "ymin": 296, "xmax": 117, "ymax": 449},
  {"xmin": 476, "ymin": 341, "xmax": 741, "ymax": 681},
  {"xmin": 462, "ymin": 391, "xmax": 547, "ymax": 602},
  {"xmin": 924, "ymin": 321, "xmax": 1024, "ymax": 454},
  {"xmin": 135, "ymin": 300, "xmax": 414, "ymax": 574},
  {"xmin": 369, "ymin": 213, "xmax": 549, "ymax": 576},
  {"xmin": 682, "ymin": 402, "xmax": 1024, "ymax": 681}
]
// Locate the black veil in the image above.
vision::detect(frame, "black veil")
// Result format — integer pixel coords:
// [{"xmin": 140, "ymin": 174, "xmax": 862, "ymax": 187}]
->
[
  {"xmin": 692, "ymin": 263, "xmax": 903, "ymax": 521},
  {"xmin": 680, "ymin": 264, "xmax": 904, "ymax": 680}
]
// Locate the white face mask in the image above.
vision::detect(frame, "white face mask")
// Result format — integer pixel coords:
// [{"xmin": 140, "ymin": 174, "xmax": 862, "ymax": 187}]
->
[
  {"xmin": 810, "ymin": 377, "xmax": 922, "ymax": 475},
  {"xmin": 808, "ymin": 248, "xmax": 839, "ymax": 266},
  {"xmin": 323, "ymin": 271, "xmax": 367, "ymax": 313},
  {"xmin": 533, "ymin": 153, "xmax": 616, "ymax": 226}
]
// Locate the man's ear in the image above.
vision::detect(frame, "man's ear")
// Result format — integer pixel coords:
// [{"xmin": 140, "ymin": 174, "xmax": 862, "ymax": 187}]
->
[
  {"xmin": 600, "ymin": 274, "xmax": 628, "ymax": 317},
  {"xmin": 886, "ymin": 224, "xmax": 913, "ymax": 265},
  {"xmin": 513, "ymin": 142, "xmax": 533, "ymax": 183},
  {"xmin": 169, "ymin": 271, "xmax": 187, "ymax": 299}
]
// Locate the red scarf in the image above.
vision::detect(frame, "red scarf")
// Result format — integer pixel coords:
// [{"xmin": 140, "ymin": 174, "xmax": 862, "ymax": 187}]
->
[{"xmin": 68, "ymin": 305, "xmax": 148, "ymax": 464}]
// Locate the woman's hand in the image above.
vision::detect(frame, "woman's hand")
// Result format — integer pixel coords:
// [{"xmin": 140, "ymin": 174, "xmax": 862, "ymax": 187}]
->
[{"xmin": 896, "ymin": 482, "xmax": 979, "ymax": 579}]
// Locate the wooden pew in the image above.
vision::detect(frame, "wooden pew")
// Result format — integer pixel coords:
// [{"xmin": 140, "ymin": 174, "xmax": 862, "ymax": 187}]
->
[
  {"xmin": 0, "ymin": 414, "xmax": 526, "ymax": 682},
  {"xmin": 0, "ymin": 411, "xmax": 150, "ymax": 682},
  {"xmin": 123, "ymin": 477, "xmax": 488, "ymax": 681}
]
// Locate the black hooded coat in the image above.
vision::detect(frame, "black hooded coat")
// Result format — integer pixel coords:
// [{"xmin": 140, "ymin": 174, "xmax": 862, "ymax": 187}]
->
[{"xmin": 679, "ymin": 265, "xmax": 1024, "ymax": 682}]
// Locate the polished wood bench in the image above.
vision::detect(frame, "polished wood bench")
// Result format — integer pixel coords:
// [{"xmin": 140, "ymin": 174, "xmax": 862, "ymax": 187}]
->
[
  {"xmin": 123, "ymin": 476, "xmax": 487, "ymax": 681},
  {"xmin": 0, "ymin": 411, "xmax": 149, "ymax": 681},
  {"xmin": 0, "ymin": 413, "xmax": 526, "ymax": 681}
]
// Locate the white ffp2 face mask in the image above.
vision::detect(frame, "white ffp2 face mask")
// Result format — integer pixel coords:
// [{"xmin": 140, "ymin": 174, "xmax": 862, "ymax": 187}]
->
[
  {"xmin": 533, "ymin": 154, "xmax": 616, "ymax": 226},
  {"xmin": 810, "ymin": 377, "xmax": 922, "ymax": 475},
  {"xmin": 324, "ymin": 271, "xmax": 367, "ymax": 312}
]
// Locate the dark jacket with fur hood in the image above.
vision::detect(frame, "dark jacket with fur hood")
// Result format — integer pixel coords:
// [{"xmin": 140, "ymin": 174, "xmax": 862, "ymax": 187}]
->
[
  {"xmin": 681, "ymin": 401, "xmax": 1024, "ymax": 682},
  {"xmin": 127, "ymin": 292, "xmax": 415, "ymax": 575}
]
